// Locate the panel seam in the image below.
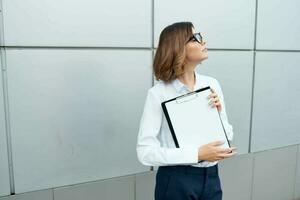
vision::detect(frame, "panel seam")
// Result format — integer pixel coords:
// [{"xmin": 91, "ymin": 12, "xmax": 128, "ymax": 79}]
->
[
  {"xmin": 249, "ymin": 0, "xmax": 259, "ymax": 153},
  {"xmin": 0, "ymin": 48, "xmax": 15, "ymax": 194}
]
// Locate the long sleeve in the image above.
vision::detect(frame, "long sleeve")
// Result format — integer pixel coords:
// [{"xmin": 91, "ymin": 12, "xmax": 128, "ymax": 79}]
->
[
  {"xmin": 212, "ymin": 79, "xmax": 234, "ymax": 143},
  {"xmin": 136, "ymin": 88, "xmax": 199, "ymax": 166}
]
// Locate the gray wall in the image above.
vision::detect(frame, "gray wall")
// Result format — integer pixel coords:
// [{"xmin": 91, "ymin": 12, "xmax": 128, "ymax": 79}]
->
[{"xmin": 0, "ymin": 0, "xmax": 299, "ymax": 199}]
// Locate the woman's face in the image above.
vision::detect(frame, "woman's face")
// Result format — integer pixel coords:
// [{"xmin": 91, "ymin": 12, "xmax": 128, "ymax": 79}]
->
[{"xmin": 184, "ymin": 27, "xmax": 208, "ymax": 65}]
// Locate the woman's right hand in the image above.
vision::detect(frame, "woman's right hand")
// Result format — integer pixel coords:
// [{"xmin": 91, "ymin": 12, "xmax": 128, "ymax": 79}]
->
[{"xmin": 198, "ymin": 140, "xmax": 237, "ymax": 162}]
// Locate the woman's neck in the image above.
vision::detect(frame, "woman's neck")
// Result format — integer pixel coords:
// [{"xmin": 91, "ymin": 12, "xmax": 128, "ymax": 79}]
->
[{"xmin": 177, "ymin": 67, "xmax": 196, "ymax": 91}]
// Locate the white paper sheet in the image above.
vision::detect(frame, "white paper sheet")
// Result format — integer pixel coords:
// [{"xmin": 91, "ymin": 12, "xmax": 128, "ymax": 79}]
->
[{"xmin": 162, "ymin": 86, "xmax": 230, "ymax": 149}]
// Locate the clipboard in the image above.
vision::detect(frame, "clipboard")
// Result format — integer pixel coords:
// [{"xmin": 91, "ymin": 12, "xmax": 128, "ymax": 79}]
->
[{"xmin": 161, "ymin": 86, "xmax": 231, "ymax": 149}]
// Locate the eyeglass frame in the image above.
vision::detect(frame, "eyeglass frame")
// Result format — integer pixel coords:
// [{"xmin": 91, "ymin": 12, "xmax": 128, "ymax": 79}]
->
[{"xmin": 186, "ymin": 32, "xmax": 203, "ymax": 44}]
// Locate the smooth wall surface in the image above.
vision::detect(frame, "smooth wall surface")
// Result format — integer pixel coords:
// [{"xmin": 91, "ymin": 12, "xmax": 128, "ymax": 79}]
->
[
  {"xmin": 2, "ymin": 0, "xmax": 152, "ymax": 47},
  {"xmin": 5, "ymin": 49, "xmax": 151, "ymax": 193},
  {"xmin": 0, "ymin": 0, "xmax": 299, "ymax": 198},
  {"xmin": 256, "ymin": 0, "xmax": 300, "ymax": 50},
  {"xmin": 154, "ymin": 0, "xmax": 256, "ymax": 49},
  {"xmin": 251, "ymin": 52, "xmax": 300, "ymax": 152}
]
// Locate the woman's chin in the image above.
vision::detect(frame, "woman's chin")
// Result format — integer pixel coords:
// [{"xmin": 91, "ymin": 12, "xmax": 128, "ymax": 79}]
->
[{"xmin": 200, "ymin": 55, "xmax": 208, "ymax": 62}]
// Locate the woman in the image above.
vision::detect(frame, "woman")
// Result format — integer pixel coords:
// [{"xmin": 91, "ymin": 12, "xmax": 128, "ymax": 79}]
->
[{"xmin": 136, "ymin": 22, "xmax": 237, "ymax": 200}]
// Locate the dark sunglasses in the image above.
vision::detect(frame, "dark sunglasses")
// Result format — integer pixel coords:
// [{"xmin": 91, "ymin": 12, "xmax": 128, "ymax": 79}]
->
[{"xmin": 186, "ymin": 32, "xmax": 203, "ymax": 44}]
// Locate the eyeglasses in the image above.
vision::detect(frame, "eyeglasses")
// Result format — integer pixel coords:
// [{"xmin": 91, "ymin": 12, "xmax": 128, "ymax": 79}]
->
[{"xmin": 186, "ymin": 32, "xmax": 203, "ymax": 44}]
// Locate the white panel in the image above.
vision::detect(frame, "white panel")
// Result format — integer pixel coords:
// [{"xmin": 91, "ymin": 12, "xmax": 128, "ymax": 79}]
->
[
  {"xmin": 4, "ymin": 189, "xmax": 52, "ymax": 200},
  {"xmin": 154, "ymin": 0, "xmax": 255, "ymax": 49},
  {"xmin": 256, "ymin": 0, "xmax": 300, "ymax": 50},
  {"xmin": 54, "ymin": 176, "xmax": 134, "ymax": 200},
  {"xmin": 219, "ymin": 154, "xmax": 253, "ymax": 200},
  {"xmin": 252, "ymin": 146, "xmax": 298, "ymax": 200},
  {"xmin": 0, "ymin": 1, "xmax": 4, "ymax": 46},
  {"xmin": 136, "ymin": 171, "xmax": 156, "ymax": 200},
  {"xmin": 295, "ymin": 144, "xmax": 300, "ymax": 199},
  {"xmin": 251, "ymin": 52, "xmax": 300, "ymax": 152},
  {"xmin": 0, "ymin": 50, "xmax": 10, "ymax": 197},
  {"xmin": 199, "ymin": 51, "xmax": 253, "ymax": 154},
  {"xmin": 2, "ymin": 0, "xmax": 151, "ymax": 47},
  {"xmin": 6, "ymin": 49, "xmax": 152, "ymax": 193}
]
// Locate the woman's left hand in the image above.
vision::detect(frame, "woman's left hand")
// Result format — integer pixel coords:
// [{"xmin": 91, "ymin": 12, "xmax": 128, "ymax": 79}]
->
[{"xmin": 207, "ymin": 88, "xmax": 222, "ymax": 112}]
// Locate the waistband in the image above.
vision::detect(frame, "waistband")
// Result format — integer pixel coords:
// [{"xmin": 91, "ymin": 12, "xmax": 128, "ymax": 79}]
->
[{"xmin": 157, "ymin": 164, "xmax": 218, "ymax": 176}]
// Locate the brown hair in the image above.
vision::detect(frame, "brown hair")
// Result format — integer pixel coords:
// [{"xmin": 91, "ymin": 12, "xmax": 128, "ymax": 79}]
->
[{"xmin": 153, "ymin": 22, "xmax": 194, "ymax": 82}]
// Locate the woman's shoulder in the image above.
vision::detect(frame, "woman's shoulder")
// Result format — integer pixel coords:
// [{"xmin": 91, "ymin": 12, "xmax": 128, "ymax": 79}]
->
[
  {"xmin": 148, "ymin": 80, "xmax": 165, "ymax": 95},
  {"xmin": 147, "ymin": 79, "xmax": 171, "ymax": 102}
]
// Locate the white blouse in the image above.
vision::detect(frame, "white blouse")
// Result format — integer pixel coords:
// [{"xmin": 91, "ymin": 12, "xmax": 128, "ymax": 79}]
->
[{"xmin": 136, "ymin": 70, "xmax": 234, "ymax": 167}]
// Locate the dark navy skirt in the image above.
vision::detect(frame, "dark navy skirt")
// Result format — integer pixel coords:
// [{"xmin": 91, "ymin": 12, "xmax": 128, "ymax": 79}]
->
[{"xmin": 155, "ymin": 164, "xmax": 222, "ymax": 200}]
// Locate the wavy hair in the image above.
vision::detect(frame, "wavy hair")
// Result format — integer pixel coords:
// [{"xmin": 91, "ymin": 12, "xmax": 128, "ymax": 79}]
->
[{"xmin": 153, "ymin": 22, "xmax": 194, "ymax": 82}]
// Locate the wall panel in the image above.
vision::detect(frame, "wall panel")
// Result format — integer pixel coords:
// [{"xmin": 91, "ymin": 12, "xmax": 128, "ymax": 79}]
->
[
  {"xmin": 252, "ymin": 146, "xmax": 298, "ymax": 200},
  {"xmin": 6, "ymin": 49, "xmax": 151, "ymax": 193},
  {"xmin": 256, "ymin": 0, "xmax": 300, "ymax": 50},
  {"xmin": 154, "ymin": 0, "xmax": 255, "ymax": 49},
  {"xmin": 2, "ymin": 0, "xmax": 151, "ymax": 47},
  {"xmin": 251, "ymin": 52, "xmax": 300, "ymax": 152}
]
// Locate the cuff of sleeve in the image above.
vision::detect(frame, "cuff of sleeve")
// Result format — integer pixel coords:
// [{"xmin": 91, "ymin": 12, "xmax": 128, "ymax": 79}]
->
[{"xmin": 166, "ymin": 147, "xmax": 199, "ymax": 165}]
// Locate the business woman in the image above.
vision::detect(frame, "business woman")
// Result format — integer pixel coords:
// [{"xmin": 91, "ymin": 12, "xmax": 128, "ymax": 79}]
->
[{"xmin": 136, "ymin": 22, "xmax": 237, "ymax": 200}]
